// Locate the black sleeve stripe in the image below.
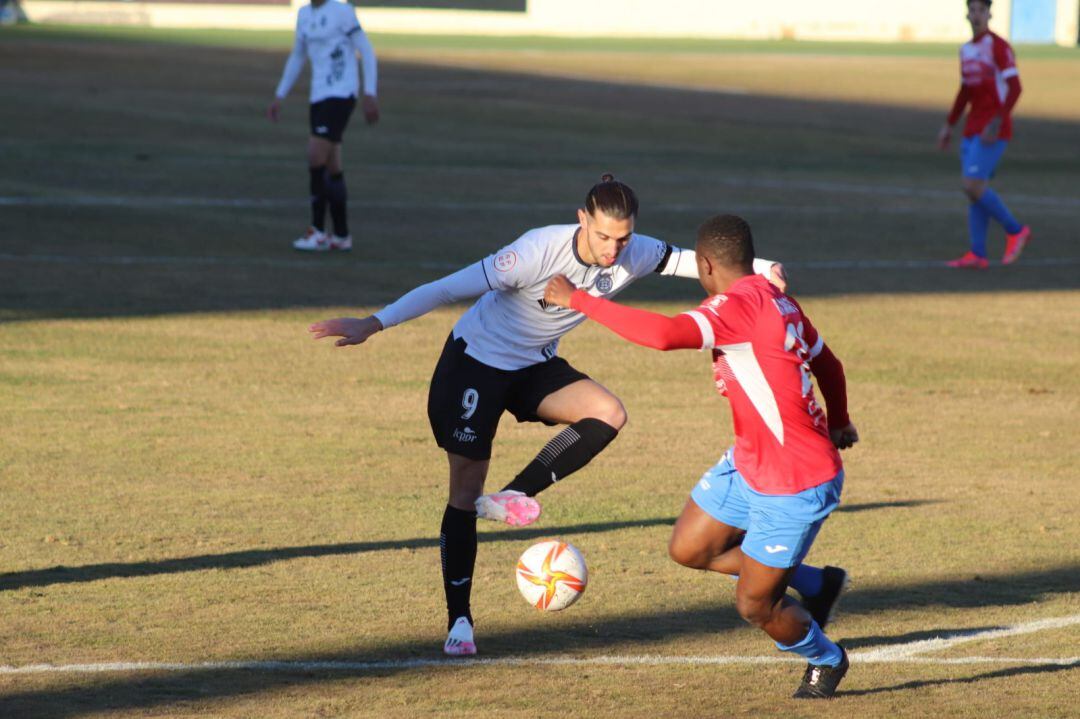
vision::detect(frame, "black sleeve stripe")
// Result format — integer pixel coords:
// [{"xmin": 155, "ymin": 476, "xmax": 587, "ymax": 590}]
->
[
  {"xmin": 654, "ymin": 243, "xmax": 674, "ymax": 274},
  {"xmin": 480, "ymin": 260, "xmax": 494, "ymax": 290},
  {"xmin": 346, "ymin": 26, "xmax": 361, "ymax": 36}
]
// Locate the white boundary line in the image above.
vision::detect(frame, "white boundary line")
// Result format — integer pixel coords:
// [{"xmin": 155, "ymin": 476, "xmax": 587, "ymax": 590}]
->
[
  {"xmin": 856, "ymin": 614, "xmax": 1080, "ymax": 661},
  {"xmin": 1, "ymin": 614, "xmax": 1077, "ymax": 676},
  {"xmin": 1, "ymin": 194, "xmax": 1079, "ymax": 214},
  {"xmin": 1, "ymin": 253, "xmax": 1077, "ymax": 272}
]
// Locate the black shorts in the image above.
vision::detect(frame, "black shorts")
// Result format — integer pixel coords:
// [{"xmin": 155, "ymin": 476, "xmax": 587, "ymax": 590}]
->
[
  {"xmin": 427, "ymin": 334, "xmax": 590, "ymax": 461},
  {"xmin": 309, "ymin": 96, "xmax": 356, "ymax": 143}
]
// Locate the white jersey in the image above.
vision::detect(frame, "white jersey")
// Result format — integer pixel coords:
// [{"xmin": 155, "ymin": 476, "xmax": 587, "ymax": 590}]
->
[
  {"xmin": 275, "ymin": 0, "xmax": 377, "ymax": 104},
  {"xmin": 454, "ymin": 224, "xmax": 674, "ymax": 370}
]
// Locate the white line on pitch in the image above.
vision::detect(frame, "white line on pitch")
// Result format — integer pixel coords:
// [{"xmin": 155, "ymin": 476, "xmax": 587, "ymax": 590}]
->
[
  {"xmin": 1, "ymin": 193, "xmax": 1078, "ymax": 213},
  {"xmin": 1, "ymin": 253, "xmax": 1076, "ymax": 272},
  {"xmin": 0, "ymin": 253, "xmax": 462, "ymax": 271},
  {"xmin": 0, "ymin": 655, "xmax": 1075, "ymax": 676},
  {"xmin": 2, "ymin": 614, "xmax": 1077, "ymax": 676},
  {"xmin": 856, "ymin": 614, "xmax": 1080, "ymax": 661}
]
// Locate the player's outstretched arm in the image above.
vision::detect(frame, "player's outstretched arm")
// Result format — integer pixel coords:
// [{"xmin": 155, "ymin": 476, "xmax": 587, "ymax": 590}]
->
[
  {"xmin": 310, "ymin": 316, "xmax": 383, "ymax": 347},
  {"xmin": 311, "ymin": 262, "xmax": 491, "ymax": 348},
  {"xmin": 544, "ymin": 275, "xmax": 702, "ymax": 351}
]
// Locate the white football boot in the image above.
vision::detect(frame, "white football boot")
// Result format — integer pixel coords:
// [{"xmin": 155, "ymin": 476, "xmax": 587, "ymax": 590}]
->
[
  {"xmin": 475, "ymin": 490, "xmax": 541, "ymax": 527},
  {"xmin": 329, "ymin": 234, "xmax": 352, "ymax": 251},
  {"xmin": 292, "ymin": 227, "xmax": 331, "ymax": 252},
  {"xmin": 443, "ymin": 616, "xmax": 477, "ymax": 656}
]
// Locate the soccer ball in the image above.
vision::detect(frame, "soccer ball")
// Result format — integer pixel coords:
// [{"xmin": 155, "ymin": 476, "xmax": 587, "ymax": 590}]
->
[{"xmin": 515, "ymin": 540, "xmax": 588, "ymax": 611}]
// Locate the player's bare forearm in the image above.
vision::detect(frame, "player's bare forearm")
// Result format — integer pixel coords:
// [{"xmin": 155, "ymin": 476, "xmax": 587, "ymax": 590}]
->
[
  {"xmin": 267, "ymin": 97, "xmax": 282, "ymax": 122},
  {"xmin": 937, "ymin": 123, "xmax": 953, "ymax": 150},
  {"xmin": 361, "ymin": 94, "xmax": 379, "ymax": 124},
  {"xmin": 309, "ymin": 316, "xmax": 383, "ymax": 347}
]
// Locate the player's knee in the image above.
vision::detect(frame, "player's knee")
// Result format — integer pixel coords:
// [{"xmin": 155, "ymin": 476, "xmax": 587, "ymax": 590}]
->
[
  {"xmin": 667, "ymin": 536, "xmax": 705, "ymax": 569},
  {"xmin": 734, "ymin": 593, "xmax": 771, "ymax": 628},
  {"xmin": 962, "ymin": 179, "xmax": 984, "ymax": 201},
  {"xmin": 595, "ymin": 397, "xmax": 627, "ymax": 430},
  {"xmin": 448, "ymin": 461, "xmax": 487, "ymax": 507}
]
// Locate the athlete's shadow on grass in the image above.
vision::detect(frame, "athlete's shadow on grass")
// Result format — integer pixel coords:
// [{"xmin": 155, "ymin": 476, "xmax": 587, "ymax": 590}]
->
[
  {"xmin": 840, "ymin": 661, "xmax": 1080, "ymax": 697},
  {"xmin": 841, "ymin": 625, "xmax": 1006, "ymax": 651},
  {"xmin": 0, "ymin": 562, "xmax": 1076, "ymax": 717},
  {"xmin": 0, "ymin": 501, "xmax": 928, "ymax": 593},
  {"xmin": 0, "ymin": 517, "xmax": 675, "ymax": 593}
]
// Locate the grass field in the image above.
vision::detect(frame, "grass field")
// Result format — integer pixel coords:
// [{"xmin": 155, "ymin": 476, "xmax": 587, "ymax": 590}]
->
[{"xmin": 1, "ymin": 24, "xmax": 1079, "ymax": 718}]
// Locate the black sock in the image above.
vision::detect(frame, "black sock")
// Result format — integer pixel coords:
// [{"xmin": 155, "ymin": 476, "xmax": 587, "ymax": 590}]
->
[
  {"xmin": 501, "ymin": 418, "xmax": 619, "ymax": 497},
  {"xmin": 327, "ymin": 172, "xmax": 349, "ymax": 237},
  {"xmin": 309, "ymin": 166, "xmax": 327, "ymax": 232},
  {"xmin": 440, "ymin": 504, "xmax": 477, "ymax": 630}
]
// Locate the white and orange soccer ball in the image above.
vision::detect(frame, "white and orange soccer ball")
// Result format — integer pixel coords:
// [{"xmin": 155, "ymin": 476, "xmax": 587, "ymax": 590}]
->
[{"xmin": 515, "ymin": 540, "xmax": 588, "ymax": 611}]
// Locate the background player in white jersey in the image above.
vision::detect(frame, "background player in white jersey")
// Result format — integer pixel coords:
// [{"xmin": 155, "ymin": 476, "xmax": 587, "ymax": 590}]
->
[
  {"xmin": 268, "ymin": 0, "xmax": 379, "ymax": 252},
  {"xmin": 309, "ymin": 176, "xmax": 786, "ymax": 656}
]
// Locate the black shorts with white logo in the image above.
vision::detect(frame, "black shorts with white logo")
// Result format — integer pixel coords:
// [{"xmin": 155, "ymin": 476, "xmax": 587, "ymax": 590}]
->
[
  {"xmin": 309, "ymin": 96, "xmax": 356, "ymax": 143},
  {"xmin": 427, "ymin": 333, "xmax": 590, "ymax": 461}
]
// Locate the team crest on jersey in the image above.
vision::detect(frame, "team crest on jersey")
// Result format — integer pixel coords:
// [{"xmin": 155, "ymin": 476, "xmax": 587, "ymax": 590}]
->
[
  {"xmin": 493, "ymin": 251, "xmax": 517, "ymax": 272},
  {"xmin": 704, "ymin": 294, "xmax": 728, "ymax": 315},
  {"xmin": 596, "ymin": 273, "xmax": 613, "ymax": 293}
]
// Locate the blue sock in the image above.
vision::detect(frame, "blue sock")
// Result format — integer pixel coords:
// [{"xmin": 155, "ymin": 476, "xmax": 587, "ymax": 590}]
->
[
  {"xmin": 724, "ymin": 564, "xmax": 823, "ymax": 597},
  {"xmin": 968, "ymin": 201, "xmax": 990, "ymax": 258},
  {"xmin": 777, "ymin": 619, "xmax": 843, "ymax": 667},
  {"xmin": 978, "ymin": 188, "xmax": 1023, "ymax": 235},
  {"xmin": 789, "ymin": 564, "xmax": 824, "ymax": 598}
]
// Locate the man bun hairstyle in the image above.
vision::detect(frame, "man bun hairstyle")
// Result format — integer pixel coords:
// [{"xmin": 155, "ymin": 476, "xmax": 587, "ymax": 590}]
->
[
  {"xmin": 696, "ymin": 214, "xmax": 755, "ymax": 271},
  {"xmin": 584, "ymin": 173, "xmax": 638, "ymax": 220}
]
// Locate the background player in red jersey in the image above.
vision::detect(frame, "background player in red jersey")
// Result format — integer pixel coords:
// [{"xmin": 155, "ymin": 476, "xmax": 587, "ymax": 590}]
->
[
  {"xmin": 544, "ymin": 214, "xmax": 858, "ymax": 699},
  {"xmin": 937, "ymin": 0, "xmax": 1031, "ymax": 269}
]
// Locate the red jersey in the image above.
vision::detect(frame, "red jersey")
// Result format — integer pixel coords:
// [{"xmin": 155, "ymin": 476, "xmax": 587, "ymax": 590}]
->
[
  {"xmin": 684, "ymin": 275, "xmax": 842, "ymax": 494},
  {"xmin": 952, "ymin": 31, "xmax": 1020, "ymax": 140},
  {"xmin": 571, "ymin": 274, "xmax": 849, "ymax": 496}
]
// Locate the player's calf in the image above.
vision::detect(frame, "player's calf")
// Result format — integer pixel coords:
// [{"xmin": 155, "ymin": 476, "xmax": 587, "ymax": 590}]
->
[{"xmin": 499, "ymin": 418, "xmax": 620, "ymax": 498}]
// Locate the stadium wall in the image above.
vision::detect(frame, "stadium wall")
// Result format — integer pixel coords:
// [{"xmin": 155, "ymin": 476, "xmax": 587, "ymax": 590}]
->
[{"xmin": 19, "ymin": 0, "xmax": 1080, "ymax": 46}]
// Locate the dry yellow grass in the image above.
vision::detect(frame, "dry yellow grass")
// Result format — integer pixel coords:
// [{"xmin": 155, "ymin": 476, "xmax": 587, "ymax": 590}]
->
[{"xmin": 0, "ymin": 26, "xmax": 1077, "ymax": 718}]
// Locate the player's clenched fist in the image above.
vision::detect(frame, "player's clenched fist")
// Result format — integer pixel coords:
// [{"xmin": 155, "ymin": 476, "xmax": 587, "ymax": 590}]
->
[
  {"xmin": 830, "ymin": 422, "xmax": 859, "ymax": 450},
  {"xmin": 310, "ymin": 316, "xmax": 383, "ymax": 347},
  {"xmin": 544, "ymin": 274, "xmax": 577, "ymax": 309}
]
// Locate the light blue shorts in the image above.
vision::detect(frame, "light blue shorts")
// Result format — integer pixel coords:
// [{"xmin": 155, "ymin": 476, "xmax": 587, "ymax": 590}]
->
[
  {"xmin": 960, "ymin": 137, "xmax": 1008, "ymax": 180},
  {"xmin": 689, "ymin": 449, "xmax": 843, "ymax": 569}
]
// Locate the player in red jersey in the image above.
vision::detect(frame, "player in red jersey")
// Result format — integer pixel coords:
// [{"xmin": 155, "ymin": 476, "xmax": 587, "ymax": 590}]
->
[
  {"xmin": 544, "ymin": 214, "xmax": 859, "ymax": 699},
  {"xmin": 938, "ymin": 0, "xmax": 1031, "ymax": 269}
]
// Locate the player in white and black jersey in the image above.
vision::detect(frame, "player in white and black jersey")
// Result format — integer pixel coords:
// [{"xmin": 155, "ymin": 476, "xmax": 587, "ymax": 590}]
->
[
  {"xmin": 310, "ymin": 176, "xmax": 786, "ymax": 656},
  {"xmin": 268, "ymin": 0, "xmax": 379, "ymax": 253}
]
